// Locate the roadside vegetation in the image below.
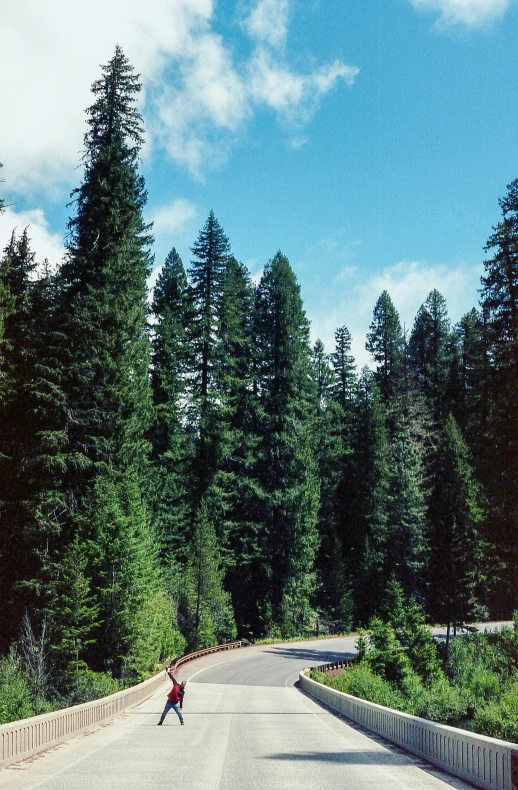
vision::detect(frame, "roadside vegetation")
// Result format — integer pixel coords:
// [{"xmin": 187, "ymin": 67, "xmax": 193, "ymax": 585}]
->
[{"xmin": 311, "ymin": 582, "xmax": 518, "ymax": 743}]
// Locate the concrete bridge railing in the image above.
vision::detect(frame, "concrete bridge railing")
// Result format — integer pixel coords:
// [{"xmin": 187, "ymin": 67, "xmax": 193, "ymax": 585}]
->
[
  {"xmin": 300, "ymin": 670, "xmax": 518, "ymax": 790},
  {"xmin": 0, "ymin": 641, "xmax": 244, "ymax": 770}
]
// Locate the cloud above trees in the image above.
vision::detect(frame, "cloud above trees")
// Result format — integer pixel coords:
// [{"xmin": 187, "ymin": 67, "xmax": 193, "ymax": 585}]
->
[
  {"xmin": 0, "ymin": 0, "xmax": 358, "ymax": 194},
  {"xmin": 407, "ymin": 0, "xmax": 510, "ymax": 27}
]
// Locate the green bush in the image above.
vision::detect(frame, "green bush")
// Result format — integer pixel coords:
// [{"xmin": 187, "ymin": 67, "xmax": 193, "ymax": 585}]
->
[
  {"xmin": 411, "ymin": 673, "xmax": 468, "ymax": 725},
  {"xmin": 364, "ymin": 618, "xmax": 413, "ymax": 688},
  {"xmin": 446, "ymin": 631, "xmax": 504, "ymax": 687},
  {"xmin": 322, "ymin": 662, "xmax": 413, "ymax": 712},
  {"xmin": 486, "ymin": 614, "xmax": 518, "ymax": 678},
  {"xmin": 0, "ymin": 651, "xmax": 36, "ymax": 724},
  {"xmin": 472, "ymin": 681, "xmax": 518, "ymax": 743},
  {"xmin": 469, "ymin": 669, "xmax": 501, "ymax": 703},
  {"xmin": 398, "ymin": 599, "xmax": 441, "ymax": 683},
  {"xmin": 313, "ymin": 664, "xmax": 468, "ymax": 726},
  {"xmin": 64, "ymin": 669, "xmax": 123, "ymax": 706}
]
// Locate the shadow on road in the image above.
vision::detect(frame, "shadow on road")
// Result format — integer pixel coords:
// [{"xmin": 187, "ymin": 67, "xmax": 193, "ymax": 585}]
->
[
  {"xmin": 266, "ymin": 750, "xmax": 405, "ymax": 764},
  {"xmin": 263, "ymin": 647, "xmax": 356, "ymax": 664}
]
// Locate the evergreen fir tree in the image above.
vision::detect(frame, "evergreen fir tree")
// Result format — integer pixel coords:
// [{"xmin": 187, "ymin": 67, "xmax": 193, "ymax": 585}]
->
[
  {"xmin": 454, "ymin": 308, "xmax": 489, "ymax": 453},
  {"xmin": 44, "ymin": 533, "xmax": 100, "ymax": 679},
  {"xmin": 180, "ymin": 499, "xmax": 236, "ymax": 650},
  {"xmin": 331, "ymin": 325, "xmax": 356, "ymax": 411},
  {"xmin": 0, "ymin": 229, "xmax": 37, "ymax": 649},
  {"xmin": 408, "ymin": 289, "xmax": 452, "ymax": 421},
  {"xmin": 56, "ymin": 47, "xmax": 167, "ymax": 677},
  {"xmin": 187, "ymin": 211, "xmax": 232, "ymax": 496},
  {"xmin": 150, "ymin": 248, "xmax": 194, "ymax": 565},
  {"xmin": 60, "ymin": 45, "xmax": 153, "ymax": 481},
  {"xmin": 348, "ymin": 369, "xmax": 390, "ymax": 623},
  {"xmin": 252, "ymin": 252, "xmax": 320, "ymax": 635},
  {"xmin": 0, "ymin": 233, "xmax": 67, "ymax": 651},
  {"xmin": 311, "ymin": 339, "xmax": 352, "ymax": 628},
  {"xmin": 383, "ymin": 420, "xmax": 428, "ymax": 598},
  {"xmin": 84, "ymin": 468, "xmax": 163, "ymax": 677},
  {"xmin": 428, "ymin": 415, "xmax": 486, "ymax": 630},
  {"xmin": 366, "ymin": 291, "xmax": 405, "ymax": 407},
  {"xmin": 479, "ymin": 177, "xmax": 518, "ymax": 611},
  {"xmin": 206, "ymin": 257, "xmax": 258, "ymax": 631}
]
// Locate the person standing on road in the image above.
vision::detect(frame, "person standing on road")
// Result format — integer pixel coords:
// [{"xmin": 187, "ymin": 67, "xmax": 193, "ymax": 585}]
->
[{"xmin": 157, "ymin": 667, "xmax": 186, "ymax": 726}]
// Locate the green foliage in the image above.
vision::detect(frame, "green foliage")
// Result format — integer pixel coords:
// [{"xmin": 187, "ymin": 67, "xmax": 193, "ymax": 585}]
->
[
  {"xmin": 0, "ymin": 651, "xmax": 44, "ymax": 724},
  {"xmin": 472, "ymin": 682, "xmax": 518, "ymax": 742},
  {"xmin": 407, "ymin": 673, "xmax": 468, "ymax": 725},
  {"xmin": 317, "ymin": 661, "xmax": 468, "ymax": 726},
  {"xmin": 320, "ymin": 662, "xmax": 411, "ymax": 712},
  {"xmin": 479, "ymin": 179, "xmax": 518, "ymax": 611},
  {"xmin": 487, "ymin": 613, "xmax": 518, "ymax": 675},
  {"xmin": 181, "ymin": 500, "xmax": 236, "ymax": 650},
  {"xmin": 150, "ymin": 247, "xmax": 194, "ymax": 559},
  {"xmin": 59, "ymin": 669, "xmax": 123, "ymax": 707},
  {"xmin": 358, "ymin": 588, "xmax": 441, "ymax": 689},
  {"xmin": 85, "ymin": 469, "xmax": 163, "ymax": 678},
  {"xmin": 348, "ymin": 369, "xmax": 391, "ymax": 622},
  {"xmin": 252, "ymin": 252, "xmax": 320, "ymax": 635},
  {"xmin": 366, "ymin": 290, "xmax": 405, "ymax": 405},
  {"xmin": 398, "ymin": 598, "xmax": 441, "ymax": 683},
  {"xmin": 408, "ymin": 289, "xmax": 452, "ymax": 420},
  {"xmin": 126, "ymin": 591, "xmax": 185, "ymax": 679},
  {"xmin": 44, "ymin": 533, "xmax": 100, "ymax": 676},
  {"xmin": 428, "ymin": 415, "xmax": 487, "ymax": 628},
  {"xmin": 362, "ymin": 617, "xmax": 413, "ymax": 687}
]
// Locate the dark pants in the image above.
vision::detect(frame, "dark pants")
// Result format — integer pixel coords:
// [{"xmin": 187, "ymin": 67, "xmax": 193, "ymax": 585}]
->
[{"xmin": 159, "ymin": 699, "xmax": 184, "ymax": 724}]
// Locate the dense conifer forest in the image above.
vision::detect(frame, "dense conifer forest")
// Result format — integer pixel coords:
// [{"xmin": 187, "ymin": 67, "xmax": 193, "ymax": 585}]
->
[{"xmin": 1, "ymin": 48, "xmax": 518, "ymax": 717}]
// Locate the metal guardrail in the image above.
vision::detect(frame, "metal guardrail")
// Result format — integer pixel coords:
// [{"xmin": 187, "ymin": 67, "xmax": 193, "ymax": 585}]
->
[
  {"xmin": 0, "ymin": 640, "xmax": 245, "ymax": 770},
  {"xmin": 313, "ymin": 659, "xmax": 354, "ymax": 673},
  {"xmin": 169, "ymin": 640, "xmax": 245, "ymax": 672},
  {"xmin": 300, "ymin": 669, "xmax": 518, "ymax": 790}
]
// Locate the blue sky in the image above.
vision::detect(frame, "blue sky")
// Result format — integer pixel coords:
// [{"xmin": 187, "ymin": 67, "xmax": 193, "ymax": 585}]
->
[{"xmin": 1, "ymin": 0, "xmax": 517, "ymax": 366}]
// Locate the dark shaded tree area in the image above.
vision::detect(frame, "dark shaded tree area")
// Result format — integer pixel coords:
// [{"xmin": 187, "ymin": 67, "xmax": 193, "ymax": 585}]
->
[{"xmin": 0, "ymin": 50, "xmax": 516, "ymax": 717}]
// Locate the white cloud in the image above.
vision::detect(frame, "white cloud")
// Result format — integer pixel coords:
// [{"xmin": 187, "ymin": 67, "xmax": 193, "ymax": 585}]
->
[
  {"xmin": 1, "ymin": 0, "xmax": 214, "ymax": 195},
  {"xmin": 0, "ymin": 207, "xmax": 65, "ymax": 270},
  {"xmin": 0, "ymin": 0, "xmax": 358, "ymax": 191},
  {"xmin": 247, "ymin": 49, "xmax": 358, "ymax": 125},
  {"xmin": 306, "ymin": 257, "xmax": 483, "ymax": 369},
  {"xmin": 149, "ymin": 199, "xmax": 197, "ymax": 237},
  {"xmin": 408, "ymin": 0, "xmax": 509, "ymax": 27},
  {"xmin": 245, "ymin": 0, "xmax": 290, "ymax": 48},
  {"xmin": 356, "ymin": 259, "xmax": 482, "ymax": 326}
]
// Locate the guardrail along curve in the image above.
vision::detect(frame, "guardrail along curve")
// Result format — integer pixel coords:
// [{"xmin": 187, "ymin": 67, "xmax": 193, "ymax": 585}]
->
[{"xmin": 0, "ymin": 640, "xmax": 245, "ymax": 770}]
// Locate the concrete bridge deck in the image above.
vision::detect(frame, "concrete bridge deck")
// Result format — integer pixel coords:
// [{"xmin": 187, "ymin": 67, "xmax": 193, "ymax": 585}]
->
[{"xmin": 0, "ymin": 637, "xmax": 475, "ymax": 790}]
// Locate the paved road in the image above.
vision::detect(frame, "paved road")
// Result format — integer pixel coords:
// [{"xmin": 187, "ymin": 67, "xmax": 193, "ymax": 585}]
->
[{"xmin": 0, "ymin": 636, "xmax": 477, "ymax": 790}]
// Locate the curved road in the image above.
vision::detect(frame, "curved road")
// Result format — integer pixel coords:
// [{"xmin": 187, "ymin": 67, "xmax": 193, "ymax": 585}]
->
[{"xmin": 0, "ymin": 636, "xmax": 478, "ymax": 790}]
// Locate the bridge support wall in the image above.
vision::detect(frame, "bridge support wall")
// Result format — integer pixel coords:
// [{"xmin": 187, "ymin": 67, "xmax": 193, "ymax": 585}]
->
[{"xmin": 300, "ymin": 671, "xmax": 518, "ymax": 790}]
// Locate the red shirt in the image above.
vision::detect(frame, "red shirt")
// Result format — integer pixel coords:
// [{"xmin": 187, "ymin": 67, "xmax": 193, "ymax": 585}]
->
[{"xmin": 167, "ymin": 682, "xmax": 181, "ymax": 704}]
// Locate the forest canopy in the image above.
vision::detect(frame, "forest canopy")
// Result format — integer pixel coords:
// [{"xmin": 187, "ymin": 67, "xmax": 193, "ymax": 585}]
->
[{"xmin": 1, "ymin": 48, "xmax": 517, "ymax": 717}]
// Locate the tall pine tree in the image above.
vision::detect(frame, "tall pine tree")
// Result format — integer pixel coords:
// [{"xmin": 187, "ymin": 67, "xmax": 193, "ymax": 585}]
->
[
  {"xmin": 57, "ymin": 47, "xmax": 169, "ymax": 677},
  {"xmin": 480, "ymin": 178, "xmax": 518, "ymax": 611},
  {"xmin": 366, "ymin": 291, "xmax": 405, "ymax": 407},
  {"xmin": 252, "ymin": 252, "xmax": 320, "ymax": 635},
  {"xmin": 150, "ymin": 248, "xmax": 194, "ymax": 568}
]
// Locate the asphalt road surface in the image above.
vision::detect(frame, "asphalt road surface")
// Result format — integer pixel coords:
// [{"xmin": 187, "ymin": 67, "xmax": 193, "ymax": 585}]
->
[{"xmin": 0, "ymin": 635, "xmax": 480, "ymax": 790}]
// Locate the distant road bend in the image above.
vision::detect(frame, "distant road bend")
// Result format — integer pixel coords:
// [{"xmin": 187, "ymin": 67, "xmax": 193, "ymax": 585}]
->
[{"xmin": 0, "ymin": 634, "xmax": 492, "ymax": 790}]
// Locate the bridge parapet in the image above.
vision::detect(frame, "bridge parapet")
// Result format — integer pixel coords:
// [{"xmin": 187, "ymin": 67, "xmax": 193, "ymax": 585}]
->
[
  {"xmin": 0, "ymin": 641, "xmax": 244, "ymax": 770},
  {"xmin": 300, "ymin": 669, "xmax": 518, "ymax": 790}
]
